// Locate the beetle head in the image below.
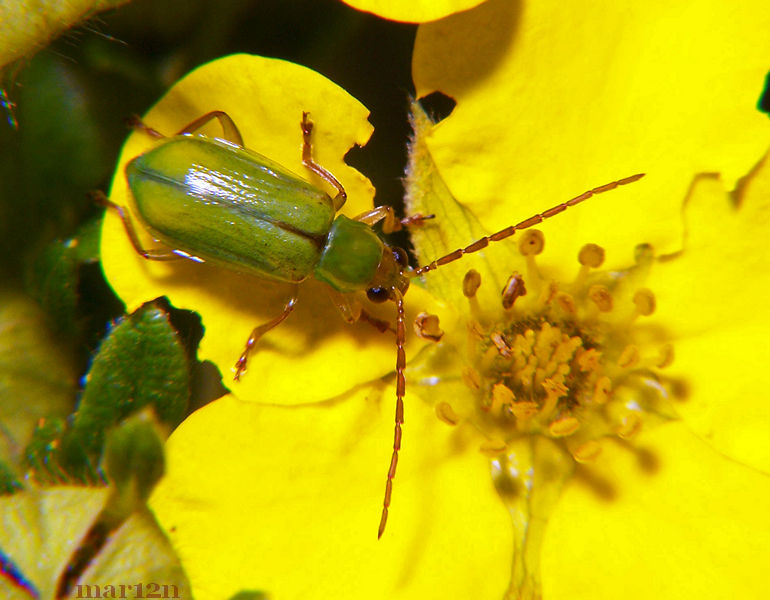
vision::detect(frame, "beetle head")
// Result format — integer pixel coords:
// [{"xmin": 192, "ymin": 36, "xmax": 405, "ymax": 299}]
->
[{"xmin": 367, "ymin": 245, "xmax": 410, "ymax": 303}]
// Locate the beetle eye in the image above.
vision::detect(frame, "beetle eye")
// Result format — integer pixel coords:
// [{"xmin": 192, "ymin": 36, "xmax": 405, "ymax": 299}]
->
[
  {"xmin": 391, "ymin": 246, "xmax": 409, "ymax": 268},
  {"xmin": 367, "ymin": 287, "xmax": 390, "ymax": 303}
]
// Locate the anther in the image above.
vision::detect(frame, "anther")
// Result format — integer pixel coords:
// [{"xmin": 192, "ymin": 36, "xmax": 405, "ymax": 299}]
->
[
  {"xmin": 501, "ymin": 272, "xmax": 526, "ymax": 309},
  {"xmin": 518, "ymin": 229, "xmax": 545, "ymax": 256},
  {"xmin": 491, "ymin": 383, "xmax": 515, "ymax": 414},
  {"xmin": 592, "ymin": 376, "xmax": 612, "ymax": 404},
  {"xmin": 548, "ymin": 417, "xmax": 580, "ymax": 437},
  {"xmin": 436, "ymin": 402, "xmax": 460, "ymax": 426},
  {"xmin": 414, "ymin": 312, "xmax": 443, "ymax": 342},
  {"xmin": 463, "ymin": 269, "xmax": 482, "ymax": 297},
  {"xmin": 577, "ymin": 347, "xmax": 601, "ymax": 372},
  {"xmin": 463, "ymin": 367, "xmax": 481, "ymax": 391},
  {"xmin": 634, "ymin": 243, "xmax": 654, "ymax": 265},
  {"xmin": 571, "ymin": 440, "xmax": 602, "ymax": 463},
  {"xmin": 618, "ymin": 345, "xmax": 640, "ymax": 369},
  {"xmin": 633, "ymin": 288, "xmax": 656, "ymax": 316},
  {"xmin": 540, "ymin": 378, "xmax": 568, "ymax": 418},
  {"xmin": 588, "ymin": 284, "xmax": 613, "ymax": 312},
  {"xmin": 480, "ymin": 439, "xmax": 508, "ymax": 456},
  {"xmin": 578, "ymin": 243, "xmax": 605, "ymax": 268},
  {"xmin": 490, "ymin": 332, "xmax": 513, "ymax": 358},
  {"xmin": 555, "ymin": 292, "xmax": 576, "ymax": 315},
  {"xmin": 656, "ymin": 343, "xmax": 674, "ymax": 368},
  {"xmin": 617, "ymin": 413, "xmax": 642, "ymax": 439},
  {"xmin": 511, "ymin": 401, "xmax": 539, "ymax": 420}
]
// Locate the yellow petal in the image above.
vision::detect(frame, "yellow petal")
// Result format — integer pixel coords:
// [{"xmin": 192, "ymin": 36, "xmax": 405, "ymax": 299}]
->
[
  {"xmin": 543, "ymin": 422, "xmax": 770, "ymax": 599},
  {"xmin": 406, "ymin": 100, "xmax": 522, "ymax": 309},
  {"xmin": 413, "ymin": 0, "xmax": 770, "ymax": 266},
  {"xmin": 649, "ymin": 154, "xmax": 770, "ymax": 472},
  {"xmin": 340, "ymin": 0, "xmax": 486, "ymax": 23},
  {"xmin": 100, "ymin": 54, "xmax": 416, "ymax": 404},
  {"xmin": 151, "ymin": 392, "xmax": 511, "ymax": 599}
]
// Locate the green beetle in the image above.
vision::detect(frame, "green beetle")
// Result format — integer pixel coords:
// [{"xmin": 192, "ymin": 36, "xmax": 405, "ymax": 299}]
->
[{"xmin": 101, "ymin": 110, "xmax": 643, "ymax": 538}]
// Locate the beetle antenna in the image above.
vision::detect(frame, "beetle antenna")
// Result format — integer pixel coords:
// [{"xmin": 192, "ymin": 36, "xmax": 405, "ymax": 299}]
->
[
  {"xmin": 412, "ymin": 173, "xmax": 644, "ymax": 277},
  {"xmin": 378, "ymin": 290, "xmax": 406, "ymax": 539}
]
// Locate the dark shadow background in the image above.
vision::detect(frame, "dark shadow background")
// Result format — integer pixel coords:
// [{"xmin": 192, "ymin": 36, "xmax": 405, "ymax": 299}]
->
[{"xmin": 0, "ymin": 0, "xmax": 419, "ymax": 378}]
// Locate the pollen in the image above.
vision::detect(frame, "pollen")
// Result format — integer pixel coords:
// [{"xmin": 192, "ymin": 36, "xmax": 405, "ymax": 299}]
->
[{"xmin": 453, "ymin": 230, "xmax": 676, "ymax": 467}]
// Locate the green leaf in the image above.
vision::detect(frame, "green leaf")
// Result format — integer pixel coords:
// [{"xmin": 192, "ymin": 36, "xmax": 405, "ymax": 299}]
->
[
  {"xmin": 25, "ymin": 216, "xmax": 110, "ymax": 339},
  {"xmin": 0, "ymin": 486, "xmax": 192, "ymax": 599},
  {"xmin": 103, "ymin": 410, "xmax": 166, "ymax": 511},
  {"xmin": 0, "ymin": 460, "xmax": 22, "ymax": 494},
  {"xmin": 59, "ymin": 303, "xmax": 189, "ymax": 480},
  {"xmin": 0, "ymin": 290, "xmax": 76, "ymax": 479}
]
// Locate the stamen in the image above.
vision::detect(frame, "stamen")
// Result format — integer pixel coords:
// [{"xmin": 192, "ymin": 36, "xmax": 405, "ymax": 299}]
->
[
  {"xmin": 463, "ymin": 269, "xmax": 482, "ymax": 297},
  {"xmin": 480, "ymin": 439, "xmax": 508, "ymax": 456},
  {"xmin": 571, "ymin": 440, "xmax": 602, "ymax": 463},
  {"xmin": 617, "ymin": 413, "xmax": 642, "ymax": 439},
  {"xmin": 656, "ymin": 343, "xmax": 675, "ymax": 368},
  {"xmin": 574, "ymin": 242, "xmax": 606, "ymax": 287},
  {"xmin": 414, "ymin": 312, "xmax": 444, "ymax": 341},
  {"xmin": 518, "ymin": 230, "xmax": 544, "ymax": 288},
  {"xmin": 511, "ymin": 401, "xmax": 539, "ymax": 421},
  {"xmin": 634, "ymin": 243, "xmax": 654, "ymax": 265},
  {"xmin": 456, "ymin": 223, "xmax": 673, "ymax": 482},
  {"xmin": 588, "ymin": 284, "xmax": 613, "ymax": 312},
  {"xmin": 491, "ymin": 383, "xmax": 515, "ymax": 414},
  {"xmin": 491, "ymin": 332, "xmax": 513, "ymax": 358},
  {"xmin": 592, "ymin": 376, "xmax": 612, "ymax": 404},
  {"xmin": 463, "ymin": 367, "xmax": 481, "ymax": 390},
  {"xmin": 578, "ymin": 243, "xmax": 605, "ymax": 268},
  {"xmin": 577, "ymin": 348, "xmax": 601, "ymax": 372},
  {"xmin": 436, "ymin": 402, "xmax": 460, "ymax": 426},
  {"xmin": 548, "ymin": 417, "xmax": 580, "ymax": 437},
  {"xmin": 501, "ymin": 272, "xmax": 526, "ymax": 310},
  {"xmin": 539, "ymin": 378, "xmax": 568, "ymax": 419},
  {"xmin": 618, "ymin": 345, "xmax": 640, "ymax": 369},
  {"xmin": 518, "ymin": 230, "xmax": 545, "ymax": 256},
  {"xmin": 555, "ymin": 292, "xmax": 577, "ymax": 315},
  {"xmin": 633, "ymin": 288, "xmax": 656, "ymax": 316}
]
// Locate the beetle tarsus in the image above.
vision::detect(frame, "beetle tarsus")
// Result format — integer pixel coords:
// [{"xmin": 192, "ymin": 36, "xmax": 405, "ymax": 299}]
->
[
  {"xmin": 126, "ymin": 114, "xmax": 165, "ymax": 139},
  {"xmin": 233, "ymin": 293, "xmax": 299, "ymax": 382}
]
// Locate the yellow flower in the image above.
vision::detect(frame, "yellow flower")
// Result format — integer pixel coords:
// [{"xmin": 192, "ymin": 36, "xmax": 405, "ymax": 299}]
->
[
  {"xmin": 101, "ymin": 1, "xmax": 770, "ymax": 598},
  {"xmin": 339, "ymin": 0, "xmax": 485, "ymax": 23},
  {"xmin": 100, "ymin": 54, "xmax": 405, "ymax": 406}
]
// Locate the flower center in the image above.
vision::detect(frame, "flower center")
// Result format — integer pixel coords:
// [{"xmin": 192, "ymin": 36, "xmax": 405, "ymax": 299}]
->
[{"xmin": 450, "ymin": 229, "xmax": 675, "ymax": 464}]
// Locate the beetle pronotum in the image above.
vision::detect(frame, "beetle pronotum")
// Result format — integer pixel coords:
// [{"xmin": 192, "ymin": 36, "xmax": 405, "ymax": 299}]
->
[{"xmin": 100, "ymin": 110, "xmax": 642, "ymax": 538}]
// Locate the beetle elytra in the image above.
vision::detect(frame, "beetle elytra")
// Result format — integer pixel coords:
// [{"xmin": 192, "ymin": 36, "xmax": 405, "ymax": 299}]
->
[{"xmin": 100, "ymin": 110, "xmax": 643, "ymax": 538}]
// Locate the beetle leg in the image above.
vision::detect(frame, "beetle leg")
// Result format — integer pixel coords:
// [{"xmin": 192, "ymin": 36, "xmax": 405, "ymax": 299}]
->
[
  {"xmin": 126, "ymin": 115, "xmax": 165, "ymax": 139},
  {"xmin": 234, "ymin": 288, "xmax": 299, "ymax": 381},
  {"xmin": 353, "ymin": 206, "xmax": 435, "ymax": 233},
  {"xmin": 359, "ymin": 310, "xmax": 395, "ymax": 334},
  {"xmin": 94, "ymin": 191, "xmax": 184, "ymax": 261},
  {"xmin": 301, "ymin": 112, "xmax": 347, "ymax": 211},
  {"xmin": 175, "ymin": 111, "xmax": 245, "ymax": 147},
  {"xmin": 326, "ymin": 288, "xmax": 361, "ymax": 324},
  {"xmin": 327, "ymin": 288, "xmax": 395, "ymax": 334}
]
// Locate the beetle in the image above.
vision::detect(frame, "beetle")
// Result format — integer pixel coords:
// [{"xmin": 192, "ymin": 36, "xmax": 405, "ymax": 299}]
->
[{"xmin": 100, "ymin": 110, "xmax": 643, "ymax": 538}]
